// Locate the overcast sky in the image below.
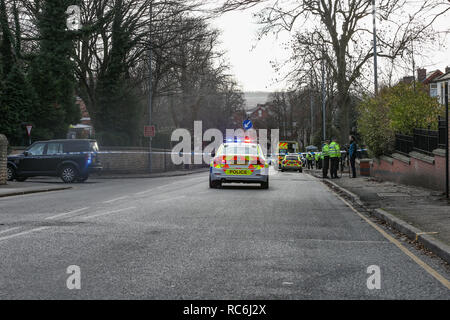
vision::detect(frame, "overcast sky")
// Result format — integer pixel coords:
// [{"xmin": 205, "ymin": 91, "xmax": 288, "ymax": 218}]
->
[{"xmin": 211, "ymin": 5, "xmax": 450, "ymax": 93}]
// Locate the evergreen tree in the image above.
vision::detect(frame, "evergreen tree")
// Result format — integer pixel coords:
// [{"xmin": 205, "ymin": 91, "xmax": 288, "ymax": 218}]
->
[
  {"xmin": 0, "ymin": 0, "xmax": 34, "ymax": 145},
  {"xmin": 94, "ymin": 0, "xmax": 144, "ymax": 146},
  {"xmin": 28, "ymin": 0, "xmax": 80, "ymax": 140}
]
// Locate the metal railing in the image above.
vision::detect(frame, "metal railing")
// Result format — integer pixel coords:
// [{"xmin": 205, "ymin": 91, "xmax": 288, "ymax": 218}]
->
[
  {"xmin": 395, "ymin": 133, "xmax": 413, "ymax": 156},
  {"xmin": 438, "ymin": 118, "xmax": 447, "ymax": 149},
  {"xmin": 412, "ymin": 128, "xmax": 438, "ymax": 156}
]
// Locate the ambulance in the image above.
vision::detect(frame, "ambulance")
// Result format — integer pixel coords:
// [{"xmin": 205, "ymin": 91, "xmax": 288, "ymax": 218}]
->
[
  {"xmin": 276, "ymin": 141, "xmax": 299, "ymax": 169},
  {"xmin": 209, "ymin": 138, "xmax": 269, "ymax": 189}
]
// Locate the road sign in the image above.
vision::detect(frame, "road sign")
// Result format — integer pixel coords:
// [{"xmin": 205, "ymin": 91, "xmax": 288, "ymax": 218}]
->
[
  {"xmin": 26, "ymin": 125, "xmax": 32, "ymax": 136},
  {"xmin": 144, "ymin": 125, "xmax": 155, "ymax": 137},
  {"xmin": 243, "ymin": 119, "xmax": 253, "ymax": 130}
]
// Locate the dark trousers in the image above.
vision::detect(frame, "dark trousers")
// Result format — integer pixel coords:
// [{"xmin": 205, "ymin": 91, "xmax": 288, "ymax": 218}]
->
[
  {"xmin": 307, "ymin": 160, "xmax": 312, "ymax": 169},
  {"xmin": 317, "ymin": 159, "xmax": 322, "ymax": 170},
  {"xmin": 322, "ymin": 157, "xmax": 329, "ymax": 177},
  {"xmin": 350, "ymin": 155, "xmax": 356, "ymax": 178},
  {"xmin": 330, "ymin": 157, "xmax": 339, "ymax": 178}
]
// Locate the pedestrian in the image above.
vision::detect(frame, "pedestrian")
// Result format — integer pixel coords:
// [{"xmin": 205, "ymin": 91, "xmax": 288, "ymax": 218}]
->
[
  {"xmin": 329, "ymin": 137, "xmax": 341, "ymax": 179},
  {"xmin": 349, "ymin": 135, "xmax": 357, "ymax": 178},
  {"xmin": 322, "ymin": 140, "xmax": 330, "ymax": 178}
]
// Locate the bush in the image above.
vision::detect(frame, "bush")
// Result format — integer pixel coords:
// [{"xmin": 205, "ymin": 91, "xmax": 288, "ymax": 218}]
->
[
  {"xmin": 357, "ymin": 82, "xmax": 443, "ymax": 157},
  {"xmin": 357, "ymin": 92, "xmax": 395, "ymax": 158},
  {"xmin": 387, "ymin": 82, "xmax": 443, "ymax": 135}
]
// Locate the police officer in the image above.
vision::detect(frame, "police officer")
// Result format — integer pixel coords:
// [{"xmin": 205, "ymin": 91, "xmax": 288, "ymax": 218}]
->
[
  {"xmin": 329, "ymin": 137, "xmax": 341, "ymax": 179},
  {"xmin": 306, "ymin": 152, "xmax": 312, "ymax": 169},
  {"xmin": 315, "ymin": 152, "xmax": 321, "ymax": 169},
  {"xmin": 322, "ymin": 140, "xmax": 330, "ymax": 178}
]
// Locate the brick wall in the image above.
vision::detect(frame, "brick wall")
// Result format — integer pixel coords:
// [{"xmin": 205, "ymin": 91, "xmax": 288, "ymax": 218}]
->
[
  {"xmin": 98, "ymin": 147, "xmax": 205, "ymax": 173},
  {"xmin": 0, "ymin": 134, "xmax": 8, "ymax": 185}
]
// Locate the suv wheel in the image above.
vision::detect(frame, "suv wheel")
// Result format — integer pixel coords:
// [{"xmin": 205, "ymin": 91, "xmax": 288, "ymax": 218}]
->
[
  {"xmin": 7, "ymin": 165, "xmax": 15, "ymax": 181},
  {"xmin": 60, "ymin": 165, "xmax": 78, "ymax": 183}
]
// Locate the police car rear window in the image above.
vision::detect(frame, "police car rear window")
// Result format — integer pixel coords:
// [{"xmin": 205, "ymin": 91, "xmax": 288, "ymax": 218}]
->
[
  {"xmin": 222, "ymin": 145, "xmax": 258, "ymax": 155},
  {"xmin": 286, "ymin": 156, "xmax": 298, "ymax": 160}
]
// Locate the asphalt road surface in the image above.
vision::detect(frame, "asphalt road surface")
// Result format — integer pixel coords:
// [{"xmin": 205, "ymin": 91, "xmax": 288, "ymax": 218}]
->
[{"xmin": 0, "ymin": 169, "xmax": 449, "ymax": 299}]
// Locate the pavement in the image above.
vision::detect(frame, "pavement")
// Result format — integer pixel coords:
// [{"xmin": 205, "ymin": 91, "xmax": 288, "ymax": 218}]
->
[
  {"xmin": 0, "ymin": 181, "xmax": 72, "ymax": 198},
  {"xmin": 307, "ymin": 168, "xmax": 450, "ymax": 264},
  {"xmin": 0, "ymin": 168, "xmax": 449, "ymax": 299}
]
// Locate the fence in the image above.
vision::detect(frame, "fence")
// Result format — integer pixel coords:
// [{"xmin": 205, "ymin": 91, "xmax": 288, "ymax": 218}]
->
[
  {"xmin": 395, "ymin": 125, "xmax": 445, "ymax": 156},
  {"xmin": 413, "ymin": 128, "xmax": 438, "ymax": 155},
  {"xmin": 438, "ymin": 118, "xmax": 447, "ymax": 148},
  {"xmin": 395, "ymin": 133, "xmax": 413, "ymax": 156}
]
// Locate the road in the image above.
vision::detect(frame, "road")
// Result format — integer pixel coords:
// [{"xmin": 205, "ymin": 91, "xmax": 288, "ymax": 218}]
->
[{"xmin": 0, "ymin": 169, "xmax": 449, "ymax": 299}]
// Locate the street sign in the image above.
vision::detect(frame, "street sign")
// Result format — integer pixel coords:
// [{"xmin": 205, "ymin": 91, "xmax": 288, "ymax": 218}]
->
[
  {"xmin": 26, "ymin": 125, "xmax": 32, "ymax": 136},
  {"xmin": 243, "ymin": 119, "xmax": 253, "ymax": 130},
  {"xmin": 144, "ymin": 125, "xmax": 156, "ymax": 137}
]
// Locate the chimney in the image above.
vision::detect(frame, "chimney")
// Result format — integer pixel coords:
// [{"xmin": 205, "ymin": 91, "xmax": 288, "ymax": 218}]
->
[
  {"xmin": 417, "ymin": 68, "xmax": 427, "ymax": 82},
  {"xmin": 446, "ymin": 66, "xmax": 450, "ymax": 74}
]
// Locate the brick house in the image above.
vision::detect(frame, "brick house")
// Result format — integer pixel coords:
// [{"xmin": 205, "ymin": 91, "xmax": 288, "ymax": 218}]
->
[
  {"xmin": 401, "ymin": 67, "xmax": 444, "ymax": 95},
  {"xmin": 246, "ymin": 103, "xmax": 271, "ymax": 121}
]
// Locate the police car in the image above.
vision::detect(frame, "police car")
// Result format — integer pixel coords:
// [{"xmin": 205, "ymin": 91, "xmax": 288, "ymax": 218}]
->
[
  {"xmin": 280, "ymin": 154, "xmax": 303, "ymax": 172},
  {"xmin": 209, "ymin": 138, "xmax": 269, "ymax": 189}
]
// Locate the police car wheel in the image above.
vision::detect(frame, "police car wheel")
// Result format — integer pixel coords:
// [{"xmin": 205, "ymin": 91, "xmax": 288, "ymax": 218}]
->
[
  {"xmin": 209, "ymin": 176, "xmax": 220, "ymax": 189},
  {"xmin": 261, "ymin": 180, "xmax": 269, "ymax": 189}
]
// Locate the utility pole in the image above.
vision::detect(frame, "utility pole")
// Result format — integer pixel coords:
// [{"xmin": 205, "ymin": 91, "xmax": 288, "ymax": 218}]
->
[
  {"xmin": 445, "ymin": 81, "xmax": 449, "ymax": 199},
  {"xmin": 148, "ymin": 2, "xmax": 153, "ymax": 173},
  {"xmin": 321, "ymin": 53, "xmax": 326, "ymax": 141},
  {"xmin": 310, "ymin": 70, "xmax": 314, "ymax": 144},
  {"xmin": 372, "ymin": 0, "xmax": 378, "ymax": 95}
]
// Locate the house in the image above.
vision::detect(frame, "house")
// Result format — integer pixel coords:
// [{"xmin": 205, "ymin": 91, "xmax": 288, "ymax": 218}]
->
[
  {"xmin": 400, "ymin": 67, "xmax": 445, "ymax": 95},
  {"xmin": 431, "ymin": 67, "xmax": 450, "ymax": 105},
  {"xmin": 246, "ymin": 103, "xmax": 271, "ymax": 120}
]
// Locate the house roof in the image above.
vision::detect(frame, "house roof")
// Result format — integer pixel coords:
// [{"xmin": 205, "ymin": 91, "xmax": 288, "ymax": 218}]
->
[
  {"xmin": 431, "ymin": 72, "xmax": 450, "ymax": 83},
  {"xmin": 423, "ymin": 70, "xmax": 444, "ymax": 84}
]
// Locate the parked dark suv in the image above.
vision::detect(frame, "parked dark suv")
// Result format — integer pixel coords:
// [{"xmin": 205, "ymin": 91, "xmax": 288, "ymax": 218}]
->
[{"xmin": 7, "ymin": 139, "xmax": 102, "ymax": 183}]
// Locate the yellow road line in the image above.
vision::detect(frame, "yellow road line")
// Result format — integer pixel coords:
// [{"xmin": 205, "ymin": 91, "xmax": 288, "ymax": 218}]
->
[{"xmin": 335, "ymin": 193, "xmax": 450, "ymax": 290}]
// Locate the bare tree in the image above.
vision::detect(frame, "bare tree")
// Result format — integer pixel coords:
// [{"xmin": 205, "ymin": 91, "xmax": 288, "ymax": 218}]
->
[{"xmin": 217, "ymin": 0, "xmax": 450, "ymax": 141}]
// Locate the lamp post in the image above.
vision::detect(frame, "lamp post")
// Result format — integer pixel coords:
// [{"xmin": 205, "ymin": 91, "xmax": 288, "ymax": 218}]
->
[
  {"xmin": 321, "ymin": 52, "xmax": 326, "ymax": 141},
  {"xmin": 148, "ymin": 2, "xmax": 153, "ymax": 173},
  {"xmin": 372, "ymin": 0, "xmax": 378, "ymax": 95},
  {"xmin": 445, "ymin": 81, "xmax": 449, "ymax": 199}
]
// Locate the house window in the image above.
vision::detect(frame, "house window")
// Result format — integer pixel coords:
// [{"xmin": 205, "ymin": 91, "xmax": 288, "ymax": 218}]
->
[
  {"xmin": 258, "ymin": 110, "xmax": 262, "ymax": 117},
  {"xmin": 430, "ymin": 83, "xmax": 437, "ymax": 97}
]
